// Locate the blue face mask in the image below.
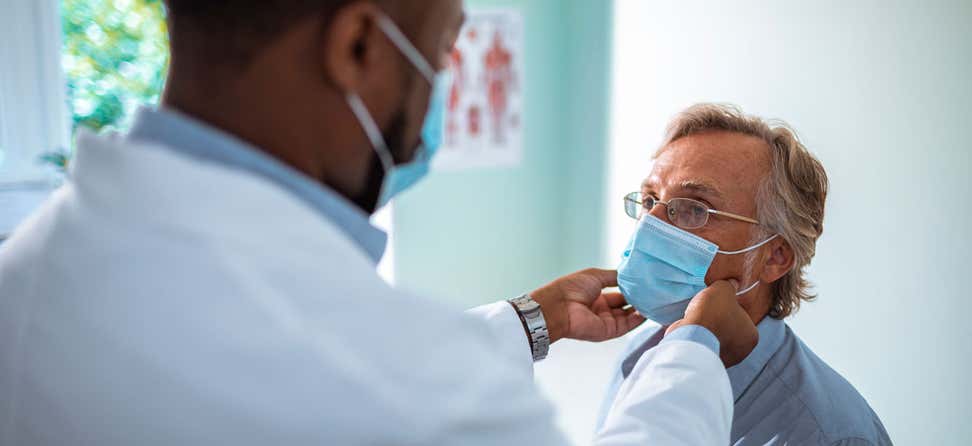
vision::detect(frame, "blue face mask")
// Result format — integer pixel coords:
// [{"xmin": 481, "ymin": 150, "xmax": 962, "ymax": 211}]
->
[
  {"xmin": 617, "ymin": 215, "xmax": 778, "ymax": 325},
  {"xmin": 345, "ymin": 15, "xmax": 451, "ymax": 208}
]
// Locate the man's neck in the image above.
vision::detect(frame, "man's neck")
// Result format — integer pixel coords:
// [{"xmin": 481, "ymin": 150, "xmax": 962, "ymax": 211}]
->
[{"xmin": 739, "ymin": 288, "xmax": 773, "ymax": 326}]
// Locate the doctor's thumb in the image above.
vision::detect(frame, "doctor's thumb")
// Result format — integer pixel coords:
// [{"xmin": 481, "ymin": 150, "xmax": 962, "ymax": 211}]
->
[{"xmin": 728, "ymin": 278, "xmax": 740, "ymax": 292}]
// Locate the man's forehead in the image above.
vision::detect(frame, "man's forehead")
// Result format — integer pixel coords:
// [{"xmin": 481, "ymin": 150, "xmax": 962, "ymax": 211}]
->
[{"xmin": 643, "ymin": 132, "xmax": 773, "ymax": 198}]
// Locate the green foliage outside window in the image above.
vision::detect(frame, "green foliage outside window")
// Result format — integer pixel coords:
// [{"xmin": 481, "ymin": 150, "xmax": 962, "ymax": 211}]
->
[{"xmin": 61, "ymin": 0, "xmax": 169, "ymax": 134}]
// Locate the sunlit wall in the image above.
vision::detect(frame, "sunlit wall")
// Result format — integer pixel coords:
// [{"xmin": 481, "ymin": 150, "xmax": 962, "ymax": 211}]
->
[{"xmin": 609, "ymin": 0, "xmax": 972, "ymax": 443}]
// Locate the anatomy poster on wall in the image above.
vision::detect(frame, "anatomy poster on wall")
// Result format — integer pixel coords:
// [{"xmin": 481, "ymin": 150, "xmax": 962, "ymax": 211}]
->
[{"xmin": 434, "ymin": 9, "xmax": 523, "ymax": 170}]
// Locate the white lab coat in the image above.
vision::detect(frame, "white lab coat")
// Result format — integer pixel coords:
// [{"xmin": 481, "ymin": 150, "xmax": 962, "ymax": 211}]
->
[{"xmin": 0, "ymin": 131, "xmax": 732, "ymax": 445}]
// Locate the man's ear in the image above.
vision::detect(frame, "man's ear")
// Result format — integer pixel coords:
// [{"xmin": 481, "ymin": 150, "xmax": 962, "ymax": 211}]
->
[
  {"xmin": 760, "ymin": 238, "xmax": 795, "ymax": 284},
  {"xmin": 320, "ymin": 2, "xmax": 388, "ymax": 94}
]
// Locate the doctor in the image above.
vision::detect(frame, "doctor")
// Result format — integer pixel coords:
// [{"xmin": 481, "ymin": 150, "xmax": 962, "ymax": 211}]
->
[{"xmin": 0, "ymin": 0, "xmax": 757, "ymax": 444}]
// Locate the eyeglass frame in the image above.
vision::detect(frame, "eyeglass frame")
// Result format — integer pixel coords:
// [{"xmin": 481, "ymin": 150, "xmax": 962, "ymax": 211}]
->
[{"xmin": 623, "ymin": 191, "xmax": 760, "ymax": 229}]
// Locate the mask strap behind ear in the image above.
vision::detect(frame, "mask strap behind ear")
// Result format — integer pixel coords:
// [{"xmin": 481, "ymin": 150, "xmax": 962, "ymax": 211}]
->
[
  {"xmin": 718, "ymin": 234, "xmax": 779, "ymax": 255},
  {"xmin": 735, "ymin": 280, "xmax": 762, "ymax": 296},
  {"xmin": 346, "ymin": 93, "xmax": 394, "ymax": 173},
  {"xmin": 375, "ymin": 15, "xmax": 437, "ymax": 83}
]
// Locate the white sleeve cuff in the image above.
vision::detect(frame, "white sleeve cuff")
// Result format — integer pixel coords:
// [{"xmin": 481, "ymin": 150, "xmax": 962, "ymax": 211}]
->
[
  {"xmin": 466, "ymin": 301, "xmax": 534, "ymax": 375},
  {"xmin": 662, "ymin": 324, "xmax": 720, "ymax": 356}
]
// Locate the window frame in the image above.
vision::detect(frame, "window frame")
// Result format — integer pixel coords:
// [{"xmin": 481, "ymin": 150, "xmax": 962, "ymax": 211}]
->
[{"xmin": 0, "ymin": 0, "xmax": 69, "ymax": 186}]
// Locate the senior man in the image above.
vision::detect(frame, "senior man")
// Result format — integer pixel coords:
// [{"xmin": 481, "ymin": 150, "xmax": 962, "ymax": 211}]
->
[{"xmin": 597, "ymin": 104, "xmax": 891, "ymax": 446}]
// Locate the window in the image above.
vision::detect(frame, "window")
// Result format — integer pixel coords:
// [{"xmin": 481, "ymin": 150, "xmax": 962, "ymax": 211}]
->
[
  {"xmin": 62, "ymin": 0, "xmax": 169, "ymax": 134},
  {"xmin": 0, "ymin": 87, "xmax": 6, "ymax": 173},
  {"xmin": 0, "ymin": 0, "xmax": 69, "ymax": 238},
  {"xmin": 2, "ymin": 0, "xmax": 168, "ymax": 238},
  {"xmin": 0, "ymin": 0, "xmax": 69, "ymax": 186}
]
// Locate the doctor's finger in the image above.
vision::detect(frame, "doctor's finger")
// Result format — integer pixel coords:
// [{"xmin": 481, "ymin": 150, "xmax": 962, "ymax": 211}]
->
[
  {"xmin": 596, "ymin": 310, "xmax": 620, "ymax": 339},
  {"xmin": 582, "ymin": 268, "xmax": 618, "ymax": 288},
  {"xmin": 599, "ymin": 291, "xmax": 629, "ymax": 309},
  {"xmin": 618, "ymin": 314, "xmax": 646, "ymax": 335}
]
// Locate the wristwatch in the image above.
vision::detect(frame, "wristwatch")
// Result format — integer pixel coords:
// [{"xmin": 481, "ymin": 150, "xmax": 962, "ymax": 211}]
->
[{"xmin": 508, "ymin": 294, "xmax": 550, "ymax": 362}]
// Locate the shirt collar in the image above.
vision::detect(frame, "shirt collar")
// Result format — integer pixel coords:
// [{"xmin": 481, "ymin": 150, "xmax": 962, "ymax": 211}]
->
[
  {"xmin": 126, "ymin": 107, "xmax": 388, "ymax": 263},
  {"xmin": 620, "ymin": 316, "xmax": 787, "ymax": 401},
  {"xmin": 726, "ymin": 316, "xmax": 786, "ymax": 401}
]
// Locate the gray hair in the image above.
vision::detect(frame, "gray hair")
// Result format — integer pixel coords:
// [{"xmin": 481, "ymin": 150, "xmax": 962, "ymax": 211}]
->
[{"xmin": 658, "ymin": 103, "xmax": 829, "ymax": 318}]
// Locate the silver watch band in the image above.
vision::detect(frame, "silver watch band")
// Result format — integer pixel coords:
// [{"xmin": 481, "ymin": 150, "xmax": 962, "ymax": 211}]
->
[{"xmin": 508, "ymin": 294, "xmax": 550, "ymax": 361}]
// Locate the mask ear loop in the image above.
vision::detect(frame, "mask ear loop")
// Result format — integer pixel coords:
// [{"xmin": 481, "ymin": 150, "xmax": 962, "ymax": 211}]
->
[
  {"xmin": 735, "ymin": 280, "xmax": 762, "ymax": 296},
  {"xmin": 375, "ymin": 15, "xmax": 437, "ymax": 84},
  {"xmin": 718, "ymin": 234, "xmax": 780, "ymax": 295},
  {"xmin": 346, "ymin": 93, "xmax": 394, "ymax": 173},
  {"xmin": 345, "ymin": 14, "xmax": 440, "ymax": 208},
  {"xmin": 718, "ymin": 233, "xmax": 779, "ymax": 255}
]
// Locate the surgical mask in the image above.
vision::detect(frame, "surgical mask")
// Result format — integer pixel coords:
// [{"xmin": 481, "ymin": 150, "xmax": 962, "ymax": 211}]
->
[
  {"xmin": 617, "ymin": 215, "xmax": 778, "ymax": 325},
  {"xmin": 346, "ymin": 15, "xmax": 451, "ymax": 208}
]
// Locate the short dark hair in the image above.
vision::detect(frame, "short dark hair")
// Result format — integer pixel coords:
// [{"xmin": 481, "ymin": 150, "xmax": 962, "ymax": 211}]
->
[{"xmin": 162, "ymin": 0, "xmax": 352, "ymax": 65}]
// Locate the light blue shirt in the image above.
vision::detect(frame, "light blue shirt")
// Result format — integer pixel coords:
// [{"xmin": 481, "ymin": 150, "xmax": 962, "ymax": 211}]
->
[
  {"xmin": 598, "ymin": 317, "xmax": 892, "ymax": 445},
  {"xmin": 126, "ymin": 107, "xmax": 388, "ymax": 264}
]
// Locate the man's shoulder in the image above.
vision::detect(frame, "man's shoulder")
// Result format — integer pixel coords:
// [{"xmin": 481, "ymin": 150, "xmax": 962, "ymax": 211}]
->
[{"xmin": 761, "ymin": 326, "xmax": 891, "ymax": 445}]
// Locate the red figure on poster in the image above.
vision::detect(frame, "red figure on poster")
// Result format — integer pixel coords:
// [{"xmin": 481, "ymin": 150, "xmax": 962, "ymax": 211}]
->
[
  {"xmin": 446, "ymin": 48, "xmax": 465, "ymax": 145},
  {"xmin": 484, "ymin": 30, "xmax": 514, "ymax": 144},
  {"xmin": 468, "ymin": 105, "xmax": 481, "ymax": 137}
]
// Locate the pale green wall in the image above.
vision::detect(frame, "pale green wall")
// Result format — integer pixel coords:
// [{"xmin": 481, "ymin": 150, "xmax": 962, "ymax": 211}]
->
[
  {"xmin": 561, "ymin": 1, "xmax": 613, "ymax": 272},
  {"xmin": 393, "ymin": 0, "xmax": 614, "ymax": 307}
]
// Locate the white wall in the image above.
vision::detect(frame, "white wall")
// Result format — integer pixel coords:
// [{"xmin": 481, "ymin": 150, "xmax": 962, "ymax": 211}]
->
[
  {"xmin": 609, "ymin": 0, "xmax": 972, "ymax": 443},
  {"xmin": 0, "ymin": 0, "xmax": 68, "ymax": 184},
  {"xmin": 0, "ymin": 0, "xmax": 68, "ymax": 238}
]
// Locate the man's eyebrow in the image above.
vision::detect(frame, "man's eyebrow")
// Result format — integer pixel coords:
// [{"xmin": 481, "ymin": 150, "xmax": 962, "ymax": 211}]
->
[
  {"xmin": 640, "ymin": 178, "xmax": 722, "ymax": 195},
  {"xmin": 675, "ymin": 180, "xmax": 724, "ymax": 199}
]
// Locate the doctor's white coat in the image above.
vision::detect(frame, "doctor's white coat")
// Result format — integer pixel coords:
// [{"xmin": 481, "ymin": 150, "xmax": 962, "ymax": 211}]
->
[{"xmin": 0, "ymin": 132, "xmax": 732, "ymax": 445}]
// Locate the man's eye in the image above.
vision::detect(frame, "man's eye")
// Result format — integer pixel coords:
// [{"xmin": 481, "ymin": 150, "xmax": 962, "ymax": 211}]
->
[{"xmin": 689, "ymin": 197, "xmax": 714, "ymax": 208}]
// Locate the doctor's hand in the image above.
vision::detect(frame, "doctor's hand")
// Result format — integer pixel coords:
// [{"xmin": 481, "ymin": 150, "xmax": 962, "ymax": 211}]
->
[
  {"xmin": 531, "ymin": 269, "xmax": 646, "ymax": 344},
  {"xmin": 667, "ymin": 280, "xmax": 759, "ymax": 368}
]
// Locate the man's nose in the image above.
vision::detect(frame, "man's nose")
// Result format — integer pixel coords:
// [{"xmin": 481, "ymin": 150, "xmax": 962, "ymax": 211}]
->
[{"xmin": 647, "ymin": 202, "xmax": 673, "ymax": 225}]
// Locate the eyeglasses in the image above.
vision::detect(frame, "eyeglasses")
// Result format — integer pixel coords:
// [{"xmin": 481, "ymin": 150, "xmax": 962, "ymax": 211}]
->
[{"xmin": 624, "ymin": 191, "xmax": 761, "ymax": 230}]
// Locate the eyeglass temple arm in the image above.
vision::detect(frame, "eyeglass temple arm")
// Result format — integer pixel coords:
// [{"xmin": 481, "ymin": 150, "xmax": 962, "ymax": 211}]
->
[{"xmin": 708, "ymin": 209, "xmax": 760, "ymax": 225}]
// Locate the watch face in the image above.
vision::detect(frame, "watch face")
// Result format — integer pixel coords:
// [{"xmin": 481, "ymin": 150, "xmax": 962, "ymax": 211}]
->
[
  {"xmin": 523, "ymin": 305, "xmax": 542, "ymax": 319},
  {"xmin": 512, "ymin": 296, "xmax": 543, "ymax": 321}
]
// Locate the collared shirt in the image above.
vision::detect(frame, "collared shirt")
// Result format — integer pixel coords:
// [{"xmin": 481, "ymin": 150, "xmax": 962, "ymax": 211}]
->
[
  {"xmin": 598, "ymin": 317, "xmax": 892, "ymax": 446},
  {"xmin": 126, "ymin": 107, "xmax": 387, "ymax": 264}
]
